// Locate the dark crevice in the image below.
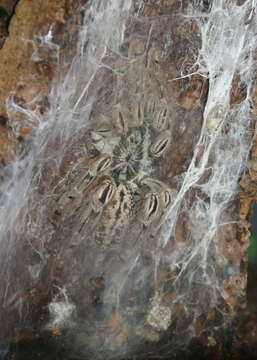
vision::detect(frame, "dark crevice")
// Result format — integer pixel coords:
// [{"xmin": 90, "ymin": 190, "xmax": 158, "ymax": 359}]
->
[
  {"xmin": 0, "ymin": 0, "xmax": 20, "ymax": 49},
  {"xmin": 247, "ymin": 204, "xmax": 257, "ymax": 308},
  {"xmin": 6, "ymin": 0, "xmax": 20, "ymax": 29}
]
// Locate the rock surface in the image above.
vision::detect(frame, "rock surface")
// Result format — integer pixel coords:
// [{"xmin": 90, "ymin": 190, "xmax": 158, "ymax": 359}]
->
[{"xmin": 0, "ymin": 0, "xmax": 256, "ymax": 359}]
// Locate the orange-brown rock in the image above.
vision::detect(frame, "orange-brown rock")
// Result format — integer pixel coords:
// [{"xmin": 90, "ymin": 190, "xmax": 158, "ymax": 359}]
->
[{"xmin": 0, "ymin": 0, "xmax": 82, "ymax": 162}]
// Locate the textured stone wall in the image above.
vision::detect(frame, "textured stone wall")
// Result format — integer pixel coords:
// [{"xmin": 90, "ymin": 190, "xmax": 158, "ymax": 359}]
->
[{"xmin": 0, "ymin": 1, "xmax": 256, "ymax": 359}]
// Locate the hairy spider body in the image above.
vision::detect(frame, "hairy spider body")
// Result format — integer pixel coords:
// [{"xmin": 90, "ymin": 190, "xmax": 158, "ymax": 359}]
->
[
  {"xmin": 87, "ymin": 106, "xmax": 172, "ymax": 244},
  {"xmin": 112, "ymin": 123, "xmax": 152, "ymax": 182}
]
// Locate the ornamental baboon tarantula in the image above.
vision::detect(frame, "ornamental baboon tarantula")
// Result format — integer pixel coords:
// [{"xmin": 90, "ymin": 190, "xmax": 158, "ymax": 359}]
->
[{"xmin": 86, "ymin": 100, "xmax": 172, "ymax": 244}]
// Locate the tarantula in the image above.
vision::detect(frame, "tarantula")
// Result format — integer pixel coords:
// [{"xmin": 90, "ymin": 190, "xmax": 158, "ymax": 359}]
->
[{"xmin": 85, "ymin": 104, "xmax": 172, "ymax": 243}]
